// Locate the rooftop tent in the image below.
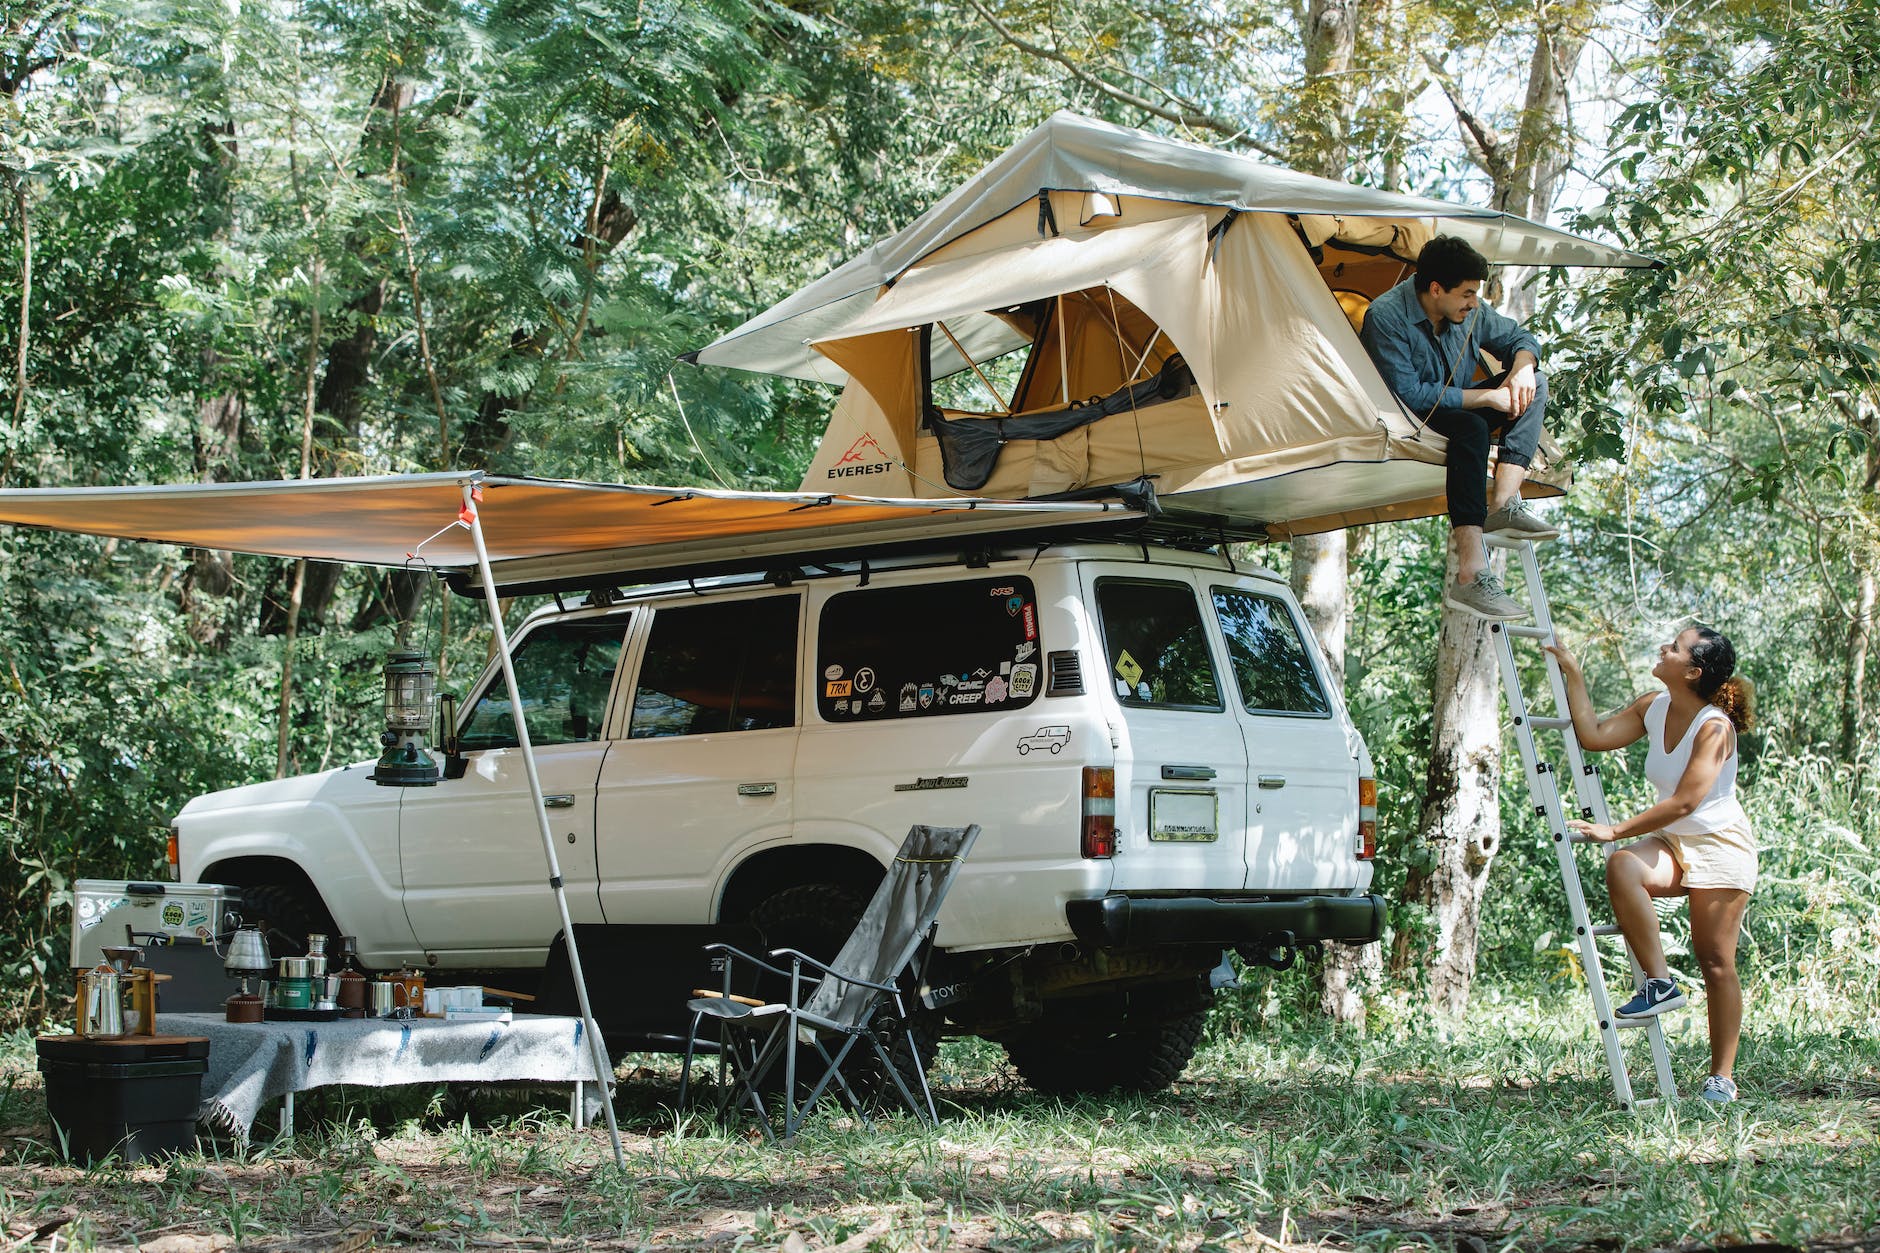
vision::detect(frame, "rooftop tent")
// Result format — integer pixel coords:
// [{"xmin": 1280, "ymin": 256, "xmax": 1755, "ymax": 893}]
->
[{"xmin": 694, "ymin": 111, "xmax": 1656, "ymax": 536}]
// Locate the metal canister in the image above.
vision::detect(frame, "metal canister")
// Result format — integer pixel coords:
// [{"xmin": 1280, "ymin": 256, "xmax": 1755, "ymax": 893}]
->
[{"xmin": 276, "ymin": 956, "xmax": 313, "ymax": 1009}]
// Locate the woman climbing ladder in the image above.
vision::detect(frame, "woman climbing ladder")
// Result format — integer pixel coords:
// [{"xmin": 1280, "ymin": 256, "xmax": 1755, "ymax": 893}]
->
[{"xmin": 1543, "ymin": 627, "xmax": 1757, "ymax": 1105}]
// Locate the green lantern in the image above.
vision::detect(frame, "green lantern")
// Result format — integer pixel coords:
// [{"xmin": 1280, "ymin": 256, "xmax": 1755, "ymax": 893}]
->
[{"xmin": 374, "ymin": 648, "xmax": 439, "ymax": 787}]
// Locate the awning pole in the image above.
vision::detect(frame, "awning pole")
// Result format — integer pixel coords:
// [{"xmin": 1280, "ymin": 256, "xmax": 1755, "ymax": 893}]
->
[{"xmin": 461, "ymin": 484, "xmax": 626, "ymax": 1169}]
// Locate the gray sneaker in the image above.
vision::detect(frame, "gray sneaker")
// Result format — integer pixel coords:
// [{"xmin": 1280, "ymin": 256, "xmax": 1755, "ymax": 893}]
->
[
  {"xmin": 1484, "ymin": 499, "xmax": 1560, "ymax": 540},
  {"xmin": 1445, "ymin": 571, "xmax": 1526, "ymax": 621},
  {"xmin": 1700, "ymin": 1074, "xmax": 1738, "ymax": 1104}
]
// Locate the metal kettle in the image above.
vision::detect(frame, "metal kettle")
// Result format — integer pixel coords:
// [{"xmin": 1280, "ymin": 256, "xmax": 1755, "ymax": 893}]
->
[{"xmin": 81, "ymin": 964, "xmax": 125, "ymax": 1036}]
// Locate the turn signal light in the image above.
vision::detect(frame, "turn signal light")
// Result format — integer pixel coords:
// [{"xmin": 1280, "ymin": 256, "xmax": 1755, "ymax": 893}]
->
[
  {"xmin": 1357, "ymin": 777, "xmax": 1377, "ymax": 860},
  {"xmin": 1082, "ymin": 767, "xmax": 1116, "ymax": 858},
  {"xmin": 166, "ymin": 825, "xmax": 181, "ymax": 881}
]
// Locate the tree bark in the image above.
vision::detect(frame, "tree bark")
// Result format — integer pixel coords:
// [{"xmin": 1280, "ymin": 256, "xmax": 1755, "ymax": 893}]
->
[
  {"xmin": 1401, "ymin": 7, "xmax": 1588, "ymax": 1016},
  {"xmin": 1844, "ymin": 564, "xmax": 1875, "ymax": 761}
]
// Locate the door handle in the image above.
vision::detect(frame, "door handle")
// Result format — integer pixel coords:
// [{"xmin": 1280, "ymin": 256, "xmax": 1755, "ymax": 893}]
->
[
  {"xmin": 737, "ymin": 782, "xmax": 778, "ymax": 797},
  {"xmin": 543, "ymin": 794, "xmax": 576, "ymax": 809},
  {"xmin": 1161, "ymin": 764, "xmax": 1217, "ymax": 781},
  {"xmin": 1258, "ymin": 774, "xmax": 1287, "ymax": 789}
]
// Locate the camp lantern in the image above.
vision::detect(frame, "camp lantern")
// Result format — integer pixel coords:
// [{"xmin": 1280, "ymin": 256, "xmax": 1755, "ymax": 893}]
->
[{"xmin": 374, "ymin": 647, "xmax": 439, "ymax": 787}]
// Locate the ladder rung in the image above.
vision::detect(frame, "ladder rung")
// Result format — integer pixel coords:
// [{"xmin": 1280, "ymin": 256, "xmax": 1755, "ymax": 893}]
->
[
  {"xmin": 1616, "ymin": 1017, "xmax": 1657, "ymax": 1030},
  {"xmin": 1568, "ymin": 831, "xmax": 1599, "ymax": 843},
  {"xmin": 1498, "ymin": 623, "xmax": 1551, "ymax": 639},
  {"xmin": 1483, "ymin": 534, "xmax": 1533, "ymax": 551},
  {"xmin": 1631, "ymin": 1096, "xmax": 1663, "ymax": 1108},
  {"xmin": 1592, "ymin": 924, "xmax": 1624, "ymax": 937},
  {"xmin": 1524, "ymin": 716, "xmax": 1572, "ymax": 732}
]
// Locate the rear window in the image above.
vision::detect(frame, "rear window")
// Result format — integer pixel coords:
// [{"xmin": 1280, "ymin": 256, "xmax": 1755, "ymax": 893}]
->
[
  {"xmin": 816, "ymin": 577, "xmax": 1042, "ymax": 721},
  {"xmin": 1094, "ymin": 579, "xmax": 1223, "ymax": 710},
  {"xmin": 1211, "ymin": 587, "xmax": 1331, "ymax": 716},
  {"xmin": 629, "ymin": 595, "xmax": 799, "ymax": 738}
]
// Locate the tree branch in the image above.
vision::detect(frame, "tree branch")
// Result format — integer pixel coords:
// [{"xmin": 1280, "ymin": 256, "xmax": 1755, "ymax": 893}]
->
[{"xmin": 964, "ymin": 0, "xmax": 1285, "ymax": 161}]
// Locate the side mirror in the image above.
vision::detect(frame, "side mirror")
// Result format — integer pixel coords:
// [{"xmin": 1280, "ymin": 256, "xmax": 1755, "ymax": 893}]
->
[{"xmin": 438, "ymin": 693, "xmax": 469, "ymax": 780}]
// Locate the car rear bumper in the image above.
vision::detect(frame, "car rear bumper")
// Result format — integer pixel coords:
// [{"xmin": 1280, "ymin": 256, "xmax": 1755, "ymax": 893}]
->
[{"xmin": 1065, "ymin": 892, "xmax": 1386, "ymax": 950}]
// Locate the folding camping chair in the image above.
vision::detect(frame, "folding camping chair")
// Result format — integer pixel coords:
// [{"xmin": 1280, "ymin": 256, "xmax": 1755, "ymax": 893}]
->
[{"xmin": 678, "ymin": 823, "xmax": 980, "ymax": 1141}]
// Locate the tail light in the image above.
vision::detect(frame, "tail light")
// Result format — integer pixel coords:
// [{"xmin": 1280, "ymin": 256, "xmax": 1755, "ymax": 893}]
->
[
  {"xmin": 167, "ymin": 825, "xmax": 181, "ymax": 881},
  {"xmin": 1082, "ymin": 767, "xmax": 1116, "ymax": 858},
  {"xmin": 1357, "ymin": 777, "xmax": 1377, "ymax": 860}
]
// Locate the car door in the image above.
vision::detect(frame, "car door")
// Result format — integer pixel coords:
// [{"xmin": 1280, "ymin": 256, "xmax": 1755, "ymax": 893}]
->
[
  {"xmin": 1208, "ymin": 583, "xmax": 1359, "ymax": 891},
  {"xmin": 397, "ymin": 614, "xmax": 628, "ymax": 961},
  {"xmin": 1082, "ymin": 567, "xmax": 1251, "ymax": 892},
  {"xmin": 593, "ymin": 591, "xmax": 802, "ymax": 924}
]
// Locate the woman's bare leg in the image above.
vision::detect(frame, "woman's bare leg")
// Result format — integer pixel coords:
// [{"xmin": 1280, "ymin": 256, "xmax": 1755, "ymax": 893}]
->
[
  {"xmin": 1604, "ymin": 837, "xmax": 1683, "ymax": 979},
  {"xmin": 1688, "ymin": 887, "xmax": 1751, "ymax": 1078}
]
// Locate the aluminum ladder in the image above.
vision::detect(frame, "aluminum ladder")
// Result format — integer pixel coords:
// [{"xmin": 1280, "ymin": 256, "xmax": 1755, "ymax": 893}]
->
[{"xmin": 1485, "ymin": 533, "xmax": 1678, "ymax": 1110}]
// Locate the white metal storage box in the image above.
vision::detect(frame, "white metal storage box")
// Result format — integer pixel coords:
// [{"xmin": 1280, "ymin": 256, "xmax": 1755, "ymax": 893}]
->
[{"xmin": 70, "ymin": 879, "xmax": 242, "ymax": 972}]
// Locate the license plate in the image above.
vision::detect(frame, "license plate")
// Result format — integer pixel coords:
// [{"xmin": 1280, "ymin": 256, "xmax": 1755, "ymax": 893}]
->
[{"xmin": 1149, "ymin": 788, "xmax": 1218, "ymax": 842}]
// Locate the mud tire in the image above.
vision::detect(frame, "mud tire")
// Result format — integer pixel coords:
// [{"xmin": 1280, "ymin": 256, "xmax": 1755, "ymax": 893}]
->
[
  {"xmin": 1003, "ymin": 1004, "xmax": 1208, "ymax": 1096},
  {"xmin": 240, "ymin": 882, "xmax": 336, "ymax": 959}
]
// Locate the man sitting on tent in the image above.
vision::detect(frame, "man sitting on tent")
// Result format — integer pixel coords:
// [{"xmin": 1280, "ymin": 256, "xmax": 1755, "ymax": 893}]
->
[{"xmin": 1360, "ymin": 236, "xmax": 1557, "ymax": 622}]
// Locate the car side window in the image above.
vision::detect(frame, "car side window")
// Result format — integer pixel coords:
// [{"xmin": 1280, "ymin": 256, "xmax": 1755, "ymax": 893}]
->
[
  {"xmin": 815, "ymin": 577, "xmax": 1041, "ymax": 721},
  {"xmin": 1094, "ymin": 579, "xmax": 1222, "ymax": 710},
  {"xmin": 457, "ymin": 618, "xmax": 628, "ymax": 751},
  {"xmin": 1211, "ymin": 587, "xmax": 1331, "ymax": 716},
  {"xmin": 629, "ymin": 595, "xmax": 799, "ymax": 739}
]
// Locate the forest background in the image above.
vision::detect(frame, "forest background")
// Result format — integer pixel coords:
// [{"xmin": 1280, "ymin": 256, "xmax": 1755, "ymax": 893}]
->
[{"xmin": 1, "ymin": 0, "xmax": 1877, "ymax": 1046}]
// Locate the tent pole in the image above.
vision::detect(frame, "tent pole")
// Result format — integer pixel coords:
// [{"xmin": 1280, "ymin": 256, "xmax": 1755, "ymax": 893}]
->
[{"xmin": 461, "ymin": 484, "xmax": 626, "ymax": 1169}]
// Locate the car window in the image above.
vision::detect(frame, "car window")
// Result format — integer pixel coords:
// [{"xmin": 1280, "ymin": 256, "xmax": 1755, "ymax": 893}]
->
[
  {"xmin": 629, "ymin": 595, "xmax": 799, "ymax": 739},
  {"xmin": 1094, "ymin": 579, "xmax": 1222, "ymax": 710},
  {"xmin": 816, "ymin": 577, "xmax": 1042, "ymax": 721},
  {"xmin": 457, "ymin": 618, "xmax": 628, "ymax": 751},
  {"xmin": 1211, "ymin": 587, "xmax": 1331, "ymax": 716}
]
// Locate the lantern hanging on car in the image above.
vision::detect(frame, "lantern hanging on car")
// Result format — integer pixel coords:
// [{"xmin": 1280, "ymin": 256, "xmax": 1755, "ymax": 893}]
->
[{"xmin": 374, "ymin": 647, "xmax": 439, "ymax": 787}]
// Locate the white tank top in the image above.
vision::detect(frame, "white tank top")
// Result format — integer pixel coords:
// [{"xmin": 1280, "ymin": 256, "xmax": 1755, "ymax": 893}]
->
[{"xmin": 1642, "ymin": 693, "xmax": 1747, "ymax": 836}]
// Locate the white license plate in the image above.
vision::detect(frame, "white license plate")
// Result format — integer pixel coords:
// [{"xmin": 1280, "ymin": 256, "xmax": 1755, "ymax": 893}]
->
[{"xmin": 1149, "ymin": 788, "xmax": 1218, "ymax": 842}]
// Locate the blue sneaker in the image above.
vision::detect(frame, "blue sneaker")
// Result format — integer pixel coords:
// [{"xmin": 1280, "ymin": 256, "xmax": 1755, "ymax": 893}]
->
[
  {"xmin": 1700, "ymin": 1075, "xmax": 1738, "ymax": 1104},
  {"xmin": 1614, "ymin": 977, "xmax": 1686, "ymax": 1018}
]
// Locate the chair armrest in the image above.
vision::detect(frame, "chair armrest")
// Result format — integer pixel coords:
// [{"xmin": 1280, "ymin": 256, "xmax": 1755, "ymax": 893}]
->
[
  {"xmin": 701, "ymin": 942, "xmax": 798, "ymax": 983},
  {"xmin": 766, "ymin": 947, "xmax": 902, "ymax": 995}
]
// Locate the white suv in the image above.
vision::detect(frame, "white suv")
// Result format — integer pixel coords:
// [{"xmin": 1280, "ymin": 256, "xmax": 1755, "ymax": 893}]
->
[{"xmin": 173, "ymin": 538, "xmax": 1381, "ymax": 1094}]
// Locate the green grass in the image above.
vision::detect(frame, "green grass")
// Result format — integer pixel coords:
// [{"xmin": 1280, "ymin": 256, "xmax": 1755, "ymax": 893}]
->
[{"xmin": 0, "ymin": 977, "xmax": 1874, "ymax": 1251}]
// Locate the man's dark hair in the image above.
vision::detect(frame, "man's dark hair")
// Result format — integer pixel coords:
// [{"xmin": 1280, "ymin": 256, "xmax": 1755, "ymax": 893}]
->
[{"xmin": 1415, "ymin": 236, "xmax": 1490, "ymax": 292}]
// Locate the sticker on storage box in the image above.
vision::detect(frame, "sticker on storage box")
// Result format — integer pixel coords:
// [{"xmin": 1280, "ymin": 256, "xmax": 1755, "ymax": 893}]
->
[{"xmin": 1149, "ymin": 789, "xmax": 1219, "ymax": 842}]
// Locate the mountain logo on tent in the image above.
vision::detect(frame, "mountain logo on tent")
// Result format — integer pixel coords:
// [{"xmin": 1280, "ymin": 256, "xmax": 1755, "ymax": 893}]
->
[{"xmin": 828, "ymin": 432, "xmax": 892, "ymax": 480}]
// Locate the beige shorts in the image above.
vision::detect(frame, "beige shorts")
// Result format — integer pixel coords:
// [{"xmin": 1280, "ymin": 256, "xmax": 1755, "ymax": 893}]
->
[{"xmin": 1658, "ymin": 818, "xmax": 1758, "ymax": 893}]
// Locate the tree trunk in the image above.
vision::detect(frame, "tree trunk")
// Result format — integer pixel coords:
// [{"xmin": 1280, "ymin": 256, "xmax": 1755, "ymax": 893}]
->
[
  {"xmin": 1843, "ymin": 564, "xmax": 1875, "ymax": 761},
  {"xmin": 1399, "ymin": 10, "xmax": 1589, "ymax": 1016}
]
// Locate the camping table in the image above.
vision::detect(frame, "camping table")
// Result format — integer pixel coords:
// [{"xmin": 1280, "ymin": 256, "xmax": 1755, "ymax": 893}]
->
[{"xmin": 156, "ymin": 1012, "xmax": 608, "ymax": 1142}]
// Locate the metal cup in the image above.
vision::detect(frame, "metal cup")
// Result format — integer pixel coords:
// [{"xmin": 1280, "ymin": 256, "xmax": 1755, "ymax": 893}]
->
[
  {"xmin": 367, "ymin": 980, "xmax": 401, "ymax": 1016},
  {"xmin": 82, "ymin": 969, "xmax": 125, "ymax": 1036}
]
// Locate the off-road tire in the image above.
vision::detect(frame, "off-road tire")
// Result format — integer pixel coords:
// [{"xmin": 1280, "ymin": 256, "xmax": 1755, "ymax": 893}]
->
[
  {"xmin": 741, "ymin": 881, "xmax": 940, "ymax": 1107},
  {"xmin": 240, "ymin": 882, "xmax": 337, "ymax": 959},
  {"xmin": 1002, "ymin": 1005, "xmax": 1208, "ymax": 1096}
]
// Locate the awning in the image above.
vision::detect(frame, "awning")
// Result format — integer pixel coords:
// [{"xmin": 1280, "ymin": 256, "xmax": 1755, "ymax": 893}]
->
[{"xmin": 0, "ymin": 471, "xmax": 1140, "ymax": 593}]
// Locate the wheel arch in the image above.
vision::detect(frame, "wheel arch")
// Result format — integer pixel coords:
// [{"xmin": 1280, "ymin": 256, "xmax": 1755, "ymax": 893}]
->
[{"xmin": 716, "ymin": 843, "xmax": 886, "ymax": 924}]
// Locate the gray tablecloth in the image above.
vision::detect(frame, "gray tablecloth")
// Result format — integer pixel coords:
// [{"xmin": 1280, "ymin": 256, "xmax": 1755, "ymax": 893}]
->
[{"xmin": 158, "ymin": 1012, "xmax": 608, "ymax": 1140}]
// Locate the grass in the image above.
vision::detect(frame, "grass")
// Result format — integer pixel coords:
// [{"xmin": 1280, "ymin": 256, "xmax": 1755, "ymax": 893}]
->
[{"xmin": 0, "ymin": 975, "xmax": 1874, "ymax": 1251}]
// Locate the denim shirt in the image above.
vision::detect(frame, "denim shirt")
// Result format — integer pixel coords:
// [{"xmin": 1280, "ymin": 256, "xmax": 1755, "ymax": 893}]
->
[{"xmin": 1358, "ymin": 277, "xmax": 1542, "ymax": 416}]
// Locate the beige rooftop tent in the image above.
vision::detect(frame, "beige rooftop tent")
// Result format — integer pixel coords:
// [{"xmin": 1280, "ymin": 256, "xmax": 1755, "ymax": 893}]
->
[{"xmin": 689, "ymin": 112, "xmax": 1655, "ymax": 537}]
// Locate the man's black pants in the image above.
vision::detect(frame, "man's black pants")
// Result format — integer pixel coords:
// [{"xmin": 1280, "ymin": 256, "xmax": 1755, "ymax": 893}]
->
[{"xmin": 1423, "ymin": 369, "xmax": 1546, "ymax": 528}]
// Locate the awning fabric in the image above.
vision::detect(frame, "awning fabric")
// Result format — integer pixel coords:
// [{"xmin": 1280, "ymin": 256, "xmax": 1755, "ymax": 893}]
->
[{"xmin": 0, "ymin": 472, "xmax": 1139, "ymax": 591}]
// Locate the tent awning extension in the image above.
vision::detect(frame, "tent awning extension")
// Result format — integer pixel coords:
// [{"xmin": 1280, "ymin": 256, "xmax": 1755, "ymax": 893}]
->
[{"xmin": 0, "ymin": 471, "xmax": 1140, "ymax": 592}]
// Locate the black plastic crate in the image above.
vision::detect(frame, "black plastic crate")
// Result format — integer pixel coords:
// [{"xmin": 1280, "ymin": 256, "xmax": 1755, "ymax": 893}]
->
[{"xmin": 36, "ymin": 1036, "xmax": 208, "ymax": 1164}]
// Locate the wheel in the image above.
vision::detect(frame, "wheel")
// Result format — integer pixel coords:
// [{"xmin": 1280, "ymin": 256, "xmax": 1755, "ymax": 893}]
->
[
  {"xmin": 1049, "ymin": 743, "xmax": 1062, "ymax": 754},
  {"xmin": 1002, "ymin": 1002, "xmax": 1208, "ymax": 1096},
  {"xmin": 1019, "ymin": 744, "xmax": 1031, "ymax": 755},
  {"xmin": 741, "ymin": 881, "xmax": 939, "ymax": 1107},
  {"xmin": 239, "ymin": 882, "xmax": 337, "ymax": 959}
]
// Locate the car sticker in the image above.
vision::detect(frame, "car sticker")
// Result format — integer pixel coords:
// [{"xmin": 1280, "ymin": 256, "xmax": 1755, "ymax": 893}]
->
[
  {"xmin": 850, "ymin": 699, "xmax": 863, "ymax": 714},
  {"xmin": 1010, "ymin": 663, "xmax": 1038, "ymax": 698},
  {"xmin": 1022, "ymin": 604, "xmax": 1037, "ymax": 640},
  {"xmin": 939, "ymin": 673, "xmax": 960, "ymax": 688},
  {"xmin": 855, "ymin": 667, "xmax": 876, "ymax": 694},
  {"xmin": 985, "ymin": 676, "xmax": 1008, "ymax": 704},
  {"xmin": 1115, "ymin": 650, "xmax": 1144, "ymax": 687},
  {"xmin": 1000, "ymin": 660, "xmax": 1011, "ymax": 675},
  {"xmin": 948, "ymin": 691, "xmax": 982, "ymax": 705},
  {"xmin": 972, "ymin": 667, "xmax": 991, "ymax": 680},
  {"xmin": 989, "ymin": 585, "xmax": 1015, "ymax": 597},
  {"xmin": 823, "ymin": 663, "xmax": 844, "ymax": 681},
  {"xmin": 867, "ymin": 689, "xmax": 887, "ymax": 710},
  {"xmin": 899, "ymin": 682, "xmax": 919, "ymax": 712},
  {"xmin": 918, "ymin": 684, "xmax": 935, "ymax": 708},
  {"xmin": 1006, "ymin": 595, "xmax": 1024, "ymax": 616},
  {"xmin": 826, "ymin": 679, "xmax": 853, "ymax": 698},
  {"xmin": 1014, "ymin": 640, "xmax": 1036, "ymax": 662}
]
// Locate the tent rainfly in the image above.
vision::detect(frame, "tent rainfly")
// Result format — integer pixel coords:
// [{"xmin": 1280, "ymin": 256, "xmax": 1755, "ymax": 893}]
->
[{"xmin": 687, "ymin": 111, "xmax": 1658, "ymax": 537}]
